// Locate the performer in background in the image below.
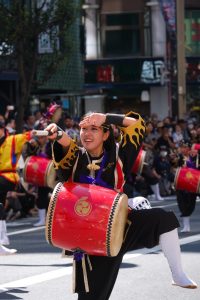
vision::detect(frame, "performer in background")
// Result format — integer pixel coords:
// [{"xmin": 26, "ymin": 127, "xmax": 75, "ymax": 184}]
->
[
  {"xmin": 23, "ymin": 120, "xmax": 53, "ymax": 226},
  {"xmin": 32, "ymin": 135, "xmax": 52, "ymax": 227},
  {"xmin": 45, "ymin": 112, "xmax": 197, "ymax": 299},
  {"xmin": 0, "ymin": 120, "xmax": 33, "ymax": 255},
  {"xmin": 176, "ymin": 142, "xmax": 200, "ymax": 232}
]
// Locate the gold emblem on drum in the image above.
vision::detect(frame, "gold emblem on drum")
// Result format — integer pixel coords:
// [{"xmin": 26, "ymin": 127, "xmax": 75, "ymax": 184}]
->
[
  {"xmin": 186, "ymin": 171, "xmax": 193, "ymax": 179},
  {"xmin": 74, "ymin": 197, "xmax": 92, "ymax": 216},
  {"xmin": 32, "ymin": 162, "xmax": 39, "ymax": 172}
]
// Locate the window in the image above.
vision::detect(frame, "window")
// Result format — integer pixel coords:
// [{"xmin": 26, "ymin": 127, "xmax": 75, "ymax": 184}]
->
[
  {"xmin": 185, "ymin": 10, "xmax": 200, "ymax": 57},
  {"xmin": 106, "ymin": 14, "xmax": 139, "ymax": 26},
  {"xmin": 102, "ymin": 13, "xmax": 143, "ymax": 57}
]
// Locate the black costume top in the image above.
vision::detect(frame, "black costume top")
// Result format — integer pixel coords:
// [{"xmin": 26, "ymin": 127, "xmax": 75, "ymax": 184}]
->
[{"xmin": 52, "ymin": 112, "xmax": 146, "ymax": 192}]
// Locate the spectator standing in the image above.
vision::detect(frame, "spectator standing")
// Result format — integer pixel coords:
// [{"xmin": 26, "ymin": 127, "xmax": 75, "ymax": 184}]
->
[
  {"xmin": 64, "ymin": 114, "xmax": 80, "ymax": 144},
  {"xmin": 155, "ymin": 125, "xmax": 176, "ymax": 154},
  {"xmin": 177, "ymin": 119, "xmax": 191, "ymax": 143},
  {"xmin": 172, "ymin": 124, "xmax": 184, "ymax": 148},
  {"xmin": 24, "ymin": 114, "xmax": 36, "ymax": 130}
]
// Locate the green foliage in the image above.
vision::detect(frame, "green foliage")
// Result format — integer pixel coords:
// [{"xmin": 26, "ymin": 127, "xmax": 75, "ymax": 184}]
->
[
  {"xmin": 0, "ymin": 0, "xmax": 80, "ymax": 57},
  {"xmin": 0, "ymin": 0, "xmax": 82, "ymax": 131}
]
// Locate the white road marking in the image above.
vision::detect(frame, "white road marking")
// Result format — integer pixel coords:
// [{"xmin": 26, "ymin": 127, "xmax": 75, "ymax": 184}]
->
[
  {"xmin": 7, "ymin": 222, "xmax": 33, "ymax": 227},
  {"xmin": 150, "ymin": 197, "xmax": 200, "ymax": 208},
  {"xmin": 0, "ymin": 233, "xmax": 200, "ymax": 293},
  {"xmin": 0, "ymin": 268, "xmax": 72, "ymax": 293},
  {"xmin": 124, "ymin": 234, "xmax": 200, "ymax": 259},
  {"xmin": 7, "ymin": 226, "xmax": 45, "ymax": 236}
]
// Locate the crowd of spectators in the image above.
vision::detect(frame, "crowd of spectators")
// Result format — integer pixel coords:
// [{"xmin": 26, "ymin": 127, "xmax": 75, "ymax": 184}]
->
[
  {"xmin": 135, "ymin": 114, "xmax": 200, "ymax": 199},
  {"xmin": 0, "ymin": 105, "xmax": 200, "ymax": 221}
]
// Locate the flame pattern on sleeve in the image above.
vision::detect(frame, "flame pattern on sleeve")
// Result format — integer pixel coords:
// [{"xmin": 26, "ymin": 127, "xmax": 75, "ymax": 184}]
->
[
  {"xmin": 120, "ymin": 111, "xmax": 146, "ymax": 148},
  {"xmin": 52, "ymin": 139, "xmax": 79, "ymax": 170}
]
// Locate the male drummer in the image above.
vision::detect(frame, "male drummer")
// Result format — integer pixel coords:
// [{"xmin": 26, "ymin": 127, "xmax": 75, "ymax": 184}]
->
[
  {"xmin": 45, "ymin": 112, "xmax": 197, "ymax": 299},
  {"xmin": 0, "ymin": 120, "xmax": 34, "ymax": 255}
]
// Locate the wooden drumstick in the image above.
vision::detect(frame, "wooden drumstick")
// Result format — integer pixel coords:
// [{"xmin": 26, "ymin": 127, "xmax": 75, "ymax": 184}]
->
[{"xmin": 32, "ymin": 130, "xmax": 63, "ymax": 137}]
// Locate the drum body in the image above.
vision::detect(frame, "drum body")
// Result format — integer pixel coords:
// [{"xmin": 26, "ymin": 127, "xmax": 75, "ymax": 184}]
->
[
  {"xmin": 174, "ymin": 167, "xmax": 200, "ymax": 194},
  {"xmin": 191, "ymin": 143, "xmax": 200, "ymax": 151},
  {"xmin": 46, "ymin": 182, "xmax": 128, "ymax": 257},
  {"xmin": 132, "ymin": 149, "xmax": 146, "ymax": 174},
  {"xmin": 23, "ymin": 156, "xmax": 56, "ymax": 188}
]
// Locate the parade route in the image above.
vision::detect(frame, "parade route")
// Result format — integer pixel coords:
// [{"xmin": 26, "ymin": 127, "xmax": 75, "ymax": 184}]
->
[
  {"xmin": 1, "ymin": 232, "xmax": 200, "ymax": 295},
  {"xmin": 0, "ymin": 198, "xmax": 200, "ymax": 300}
]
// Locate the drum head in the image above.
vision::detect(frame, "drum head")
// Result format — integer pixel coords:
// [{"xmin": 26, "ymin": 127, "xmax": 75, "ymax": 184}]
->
[
  {"xmin": 174, "ymin": 167, "xmax": 181, "ymax": 190},
  {"xmin": 107, "ymin": 193, "xmax": 128, "ymax": 257},
  {"xmin": 46, "ymin": 161, "xmax": 56, "ymax": 188}
]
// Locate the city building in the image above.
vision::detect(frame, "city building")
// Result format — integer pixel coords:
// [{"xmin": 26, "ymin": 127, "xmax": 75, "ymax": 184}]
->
[
  {"xmin": 82, "ymin": 0, "xmax": 200, "ymax": 120},
  {"xmin": 1, "ymin": 0, "xmax": 200, "ymax": 121}
]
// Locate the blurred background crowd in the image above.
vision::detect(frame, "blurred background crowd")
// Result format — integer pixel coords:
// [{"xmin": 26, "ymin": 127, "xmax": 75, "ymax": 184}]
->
[{"xmin": 0, "ymin": 103, "xmax": 200, "ymax": 224}]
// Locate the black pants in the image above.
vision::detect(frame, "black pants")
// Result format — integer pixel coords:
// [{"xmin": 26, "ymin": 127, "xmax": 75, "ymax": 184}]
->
[
  {"xmin": 176, "ymin": 190, "xmax": 197, "ymax": 217},
  {"xmin": 37, "ymin": 186, "xmax": 51, "ymax": 210},
  {"xmin": 0, "ymin": 176, "xmax": 16, "ymax": 220},
  {"xmin": 76, "ymin": 208, "xmax": 179, "ymax": 300}
]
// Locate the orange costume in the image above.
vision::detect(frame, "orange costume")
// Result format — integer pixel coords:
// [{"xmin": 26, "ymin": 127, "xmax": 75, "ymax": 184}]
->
[
  {"xmin": 0, "ymin": 132, "xmax": 31, "ymax": 184},
  {"xmin": 0, "ymin": 130, "xmax": 32, "ymax": 254}
]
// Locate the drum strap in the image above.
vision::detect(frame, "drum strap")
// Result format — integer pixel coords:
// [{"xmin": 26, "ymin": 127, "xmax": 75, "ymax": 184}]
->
[
  {"xmin": 123, "ymin": 219, "xmax": 132, "ymax": 242},
  {"xmin": 82, "ymin": 255, "xmax": 89, "ymax": 292},
  {"xmin": 72, "ymin": 259, "xmax": 76, "ymax": 293},
  {"xmin": 72, "ymin": 253, "xmax": 93, "ymax": 293},
  {"xmin": 72, "ymin": 218, "xmax": 131, "ymax": 294}
]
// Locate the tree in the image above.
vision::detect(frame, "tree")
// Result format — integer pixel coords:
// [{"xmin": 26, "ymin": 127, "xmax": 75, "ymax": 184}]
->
[{"xmin": 0, "ymin": 0, "xmax": 81, "ymax": 131}]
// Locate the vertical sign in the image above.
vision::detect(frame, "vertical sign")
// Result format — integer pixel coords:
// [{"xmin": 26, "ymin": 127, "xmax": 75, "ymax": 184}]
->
[
  {"xmin": 37, "ymin": 0, "xmax": 60, "ymax": 54},
  {"xmin": 159, "ymin": 0, "xmax": 176, "ymax": 39}
]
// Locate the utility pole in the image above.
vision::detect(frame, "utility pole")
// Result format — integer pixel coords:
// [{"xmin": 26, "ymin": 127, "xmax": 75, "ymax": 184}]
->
[{"xmin": 176, "ymin": 0, "xmax": 186, "ymax": 119}]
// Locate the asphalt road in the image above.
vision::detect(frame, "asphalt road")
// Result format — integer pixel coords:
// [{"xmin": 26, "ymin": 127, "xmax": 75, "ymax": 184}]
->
[{"xmin": 0, "ymin": 196, "xmax": 200, "ymax": 300}]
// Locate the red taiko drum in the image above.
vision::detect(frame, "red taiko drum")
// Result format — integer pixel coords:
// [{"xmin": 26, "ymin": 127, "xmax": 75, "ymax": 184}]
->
[
  {"xmin": 191, "ymin": 144, "xmax": 200, "ymax": 151},
  {"xmin": 23, "ymin": 156, "xmax": 56, "ymax": 188},
  {"xmin": 174, "ymin": 167, "xmax": 200, "ymax": 194},
  {"xmin": 132, "ymin": 149, "xmax": 146, "ymax": 174},
  {"xmin": 46, "ymin": 182, "xmax": 128, "ymax": 257}
]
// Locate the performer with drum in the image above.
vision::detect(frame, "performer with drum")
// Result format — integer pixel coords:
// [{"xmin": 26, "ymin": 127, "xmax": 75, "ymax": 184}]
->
[
  {"xmin": 0, "ymin": 120, "xmax": 34, "ymax": 255},
  {"xmin": 23, "ymin": 120, "xmax": 56, "ymax": 226},
  {"xmin": 44, "ymin": 112, "xmax": 197, "ymax": 299},
  {"xmin": 174, "ymin": 142, "xmax": 200, "ymax": 232}
]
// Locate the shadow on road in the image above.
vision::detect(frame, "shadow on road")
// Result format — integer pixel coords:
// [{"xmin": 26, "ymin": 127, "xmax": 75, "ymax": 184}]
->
[{"xmin": 0, "ymin": 288, "xmax": 28, "ymax": 300}]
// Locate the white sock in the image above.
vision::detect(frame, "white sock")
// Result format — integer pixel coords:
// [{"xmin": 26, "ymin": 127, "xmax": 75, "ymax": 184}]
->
[
  {"xmin": 34, "ymin": 209, "xmax": 46, "ymax": 226},
  {"xmin": 181, "ymin": 217, "xmax": 190, "ymax": 232},
  {"xmin": 159, "ymin": 229, "xmax": 197, "ymax": 288},
  {"xmin": 150, "ymin": 184, "xmax": 164, "ymax": 201},
  {"xmin": 0, "ymin": 244, "xmax": 17, "ymax": 255},
  {"xmin": 0, "ymin": 220, "xmax": 10, "ymax": 245}
]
